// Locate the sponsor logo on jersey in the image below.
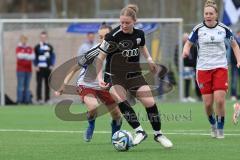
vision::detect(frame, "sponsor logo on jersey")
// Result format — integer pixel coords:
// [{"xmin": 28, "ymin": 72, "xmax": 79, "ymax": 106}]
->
[
  {"xmin": 210, "ymin": 36, "xmax": 215, "ymax": 41},
  {"xmin": 121, "ymin": 48, "xmax": 139, "ymax": 57},
  {"xmin": 119, "ymin": 41, "xmax": 129, "ymax": 47},
  {"xmin": 118, "ymin": 40, "xmax": 133, "ymax": 50},
  {"xmin": 136, "ymin": 38, "xmax": 141, "ymax": 45}
]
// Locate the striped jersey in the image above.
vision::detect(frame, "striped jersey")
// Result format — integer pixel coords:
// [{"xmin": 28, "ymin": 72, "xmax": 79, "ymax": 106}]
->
[
  {"xmin": 189, "ymin": 21, "xmax": 234, "ymax": 70},
  {"xmin": 16, "ymin": 43, "xmax": 34, "ymax": 72},
  {"xmin": 76, "ymin": 44, "xmax": 101, "ymax": 89},
  {"xmin": 34, "ymin": 42, "xmax": 55, "ymax": 68}
]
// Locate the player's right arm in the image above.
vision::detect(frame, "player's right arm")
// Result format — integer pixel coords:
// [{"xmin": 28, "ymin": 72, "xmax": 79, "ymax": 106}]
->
[
  {"xmin": 183, "ymin": 26, "xmax": 199, "ymax": 58},
  {"xmin": 182, "ymin": 40, "xmax": 193, "ymax": 58},
  {"xmin": 96, "ymin": 52, "xmax": 109, "ymax": 88},
  {"xmin": 55, "ymin": 64, "xmax": 81, "ymax": 96},
  {"xmin": 78, "ymin": 44, "xmax": 100, "ymax": 66},
  {"xmin": 96, "ymin": 33, "xmax": 113, "ymax": 89}
]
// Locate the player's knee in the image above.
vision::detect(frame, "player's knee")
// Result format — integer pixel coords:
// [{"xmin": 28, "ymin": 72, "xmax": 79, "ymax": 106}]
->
[
  {"xmin": 215, "ymin": 98, "xmax": 225, "ymax": 107},
  {"xmin": 88, "ymin": 109, "xmax": 97, "ymax": 118},
  {"xmin": 204, "ymin": 100, "xmax": 213, "ymax": 108},
  {"xmin": 139, "ymin": 97, "xmax": 155, "ymax": 108},
  {"xmin": 111, "ymin": 94, "xmax": 127, "ymax": 103},
  {"xmin": 110, "ymin": 110, "xmax": 121, "ymax": 120}
]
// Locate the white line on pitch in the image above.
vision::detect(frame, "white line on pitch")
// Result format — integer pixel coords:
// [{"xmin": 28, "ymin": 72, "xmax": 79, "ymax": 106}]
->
[{"xmin": 0, "ymin": 129, "xmax": 240, "ymax": 136}]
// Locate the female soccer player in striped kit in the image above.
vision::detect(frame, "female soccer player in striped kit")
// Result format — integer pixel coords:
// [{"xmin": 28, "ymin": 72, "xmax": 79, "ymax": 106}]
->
[
  {"xmin": 96, "ymin": 4, "xmax": 173, "ymax": 148},
  {"xmin": 182, "ymin": 0, "xmax": 240, "ymax": 138},
  {"xmin": 55, "ymin": 24, "xmax": 122, "ymax": 142}
]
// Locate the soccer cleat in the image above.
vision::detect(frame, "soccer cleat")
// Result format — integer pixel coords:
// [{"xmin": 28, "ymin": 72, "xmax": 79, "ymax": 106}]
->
[
  {"xmin": 233, "ymin": 103, "xmax": 240, "ymax": 124},
  {"xmin": 231, "ymin": 96, "xmax": 237, "ymax": 101},
  {"xmin": 84, "ymin": 120, "xmax": 95, "ymax": 142},
  {"xmin": 133, "ymin": 130, "xmax": 148, "ymax": 145},
  {"xmin": 210, "ymin": 125, "xmax": 217, "ymax": 138},
  {"xmin": 36, "ymin": 100, "xmax": 44, "ymax": 105},
  {"xmin": 154, "ymin": 134, "xmax": 173, "ymax": 148},
  {"xmin": 216, "ymin": 129, "xmax": 224, "ymax": 139},
  {"xmin": 187, "ymin": 97, "xmax": 196, "ymax": 102}
]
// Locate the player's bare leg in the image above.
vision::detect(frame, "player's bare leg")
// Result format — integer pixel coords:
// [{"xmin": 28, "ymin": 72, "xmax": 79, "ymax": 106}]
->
[
  {"xmin": 136, "ymin": 85, "xmax": 173, "ymax": 148},
  {"xmin": 214, "ymin": 90, "xmax": 226, "ymax": 139},
  {"xmin": 110, "ymin": 85, "xmax": 147, "ymax": 146},
  {"xmin": 202, "ymin": 94, "xmax": 217, "ymax": 138},
  {"xmin": 83, "ymin": 94, "xmax": 98, "ymax": 142},
  {"xmin": 106, "ymin": 104, "xmax": 122, "ymax": 136}
]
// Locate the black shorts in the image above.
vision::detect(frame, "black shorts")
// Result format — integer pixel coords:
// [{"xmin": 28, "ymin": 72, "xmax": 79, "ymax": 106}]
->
[{"xmin": 105, "ymin": 72, "xmax": 148, "ymax": 97}]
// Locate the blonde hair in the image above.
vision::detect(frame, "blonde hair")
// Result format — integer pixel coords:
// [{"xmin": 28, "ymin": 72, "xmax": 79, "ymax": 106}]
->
[
  {"xmin": 20, "ymin": 35, "xmax": 28, "ymax": 41},
  {"xmin": 204, "ymin": 0, "xmax": 218, "ymax": 12},
  {"xmin": 120, "ymin": 4, "xmax": 139, "ymax": 21}
]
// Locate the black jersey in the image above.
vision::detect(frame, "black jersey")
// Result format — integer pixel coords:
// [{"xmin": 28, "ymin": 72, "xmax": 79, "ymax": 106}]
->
[{"xmin": 99, "ymin": 25, "xmax": 145, "ymax": 75}]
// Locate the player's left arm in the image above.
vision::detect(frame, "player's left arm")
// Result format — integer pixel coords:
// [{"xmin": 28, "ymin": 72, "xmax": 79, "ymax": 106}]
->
[
  {"xmin": 231, "ymin": 39, "xmax": 240, "ymax": 68},
  {"xmin": 96, "ymin": 51, "xmax": 109, "ymax": 88},
  {"xmin": 227, "ymin": 28, "xmax": 240, "ymax": 68},
  {"xmin": 140, "ymin": 45, "xmax": 158, "ymax": 74}
]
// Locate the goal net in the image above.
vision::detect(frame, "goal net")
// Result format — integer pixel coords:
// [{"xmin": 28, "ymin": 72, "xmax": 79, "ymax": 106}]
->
[{"xmin": 0, "ymin": 18, "xmax": 183, "ymax": 105}]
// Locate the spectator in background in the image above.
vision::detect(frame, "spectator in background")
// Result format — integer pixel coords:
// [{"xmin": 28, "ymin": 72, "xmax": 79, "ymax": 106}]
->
[
  {"xmin": 230, "ymin": 30, "xmax": 240, "ymax": 101},
  {"xmin": 77, "ymin": 32, "xmax": 97, "ymax": 56},
  {"xmin": 34, "ymin": 31, "xmax": 55, "ymax": 104},
  {"xmin": 16, "ymin": 35, "xmax": 34, "ymax": 104}
]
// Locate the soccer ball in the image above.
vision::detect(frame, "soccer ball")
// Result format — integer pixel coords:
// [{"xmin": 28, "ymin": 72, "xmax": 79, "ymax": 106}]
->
[{"xmin": 112, "ymin": 130, "xmax": 133, "ymax": 151}]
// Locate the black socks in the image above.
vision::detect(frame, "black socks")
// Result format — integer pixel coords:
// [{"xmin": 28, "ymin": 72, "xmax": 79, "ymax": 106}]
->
[
  {"xmin": 118, "ymin": 100, "xmax": 140, "ymax": 129},
  {"xmin": 146, "ymin": 104, "xmax": 161, "ymax": 131}
]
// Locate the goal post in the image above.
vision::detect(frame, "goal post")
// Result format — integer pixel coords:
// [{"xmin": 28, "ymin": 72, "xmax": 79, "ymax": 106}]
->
[
  {"xmin": 0, "ymin": 23, "xmax": 4, "ymax": 106},
  {"xmin": 0, "ymin": 18, "xmax": 183, "ymax": 106}
]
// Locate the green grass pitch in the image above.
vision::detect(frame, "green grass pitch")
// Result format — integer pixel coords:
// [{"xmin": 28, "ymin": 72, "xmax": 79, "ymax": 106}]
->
[{"xmin": 0, "ymin": 101, "xmax": 240, "ymax": 160}]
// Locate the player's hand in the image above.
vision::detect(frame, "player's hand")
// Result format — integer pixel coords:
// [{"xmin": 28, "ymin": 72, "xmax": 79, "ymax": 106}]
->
[
  {"xmin": 54, "ymin": 85, "xmax": 65, "ymax": 96},
  {"xmin": 182, "ymin": 51, "xmax": 189, "ymax": 58},
  {"xmin": 148, "ymin": 62, "xmax": 158, "ymax": 74},
  {"xmin": 237, "ymin": 62, "xmax": 240, "ymax": 68},
  {"xmin": 99, "ymin": 79, "xmax": 110, "ymax": 89},
  {"xmin": 54, "ymin": 91, "xmax": 62, "ymax": 96},
  {"xmin": 147, "ymin": 57, "xmax": 158, "ymax": 74}
]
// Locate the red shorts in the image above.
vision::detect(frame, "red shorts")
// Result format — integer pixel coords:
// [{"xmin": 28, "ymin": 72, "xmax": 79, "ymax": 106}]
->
[
  {"xmin": 196, "ymin": 68, "xmax": 228, "ymax": 95},
  {"xmin": 77, "ymin": 85, "xmax": 115, "ymax": 105}
]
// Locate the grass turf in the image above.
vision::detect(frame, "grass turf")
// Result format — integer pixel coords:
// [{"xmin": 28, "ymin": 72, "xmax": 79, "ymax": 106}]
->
[{"xmin": 0, "ymin": 101, "xmax": 239, "ymax": 160}]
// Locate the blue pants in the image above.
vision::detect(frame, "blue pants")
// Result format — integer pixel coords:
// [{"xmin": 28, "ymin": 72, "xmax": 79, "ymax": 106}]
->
[{"xmin": 17, "ymin": 72, "xmax": 32, "ymax": 104}]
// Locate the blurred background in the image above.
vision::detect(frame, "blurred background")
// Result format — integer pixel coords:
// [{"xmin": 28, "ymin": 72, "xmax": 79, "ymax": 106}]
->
[{"xmin": 0, "ymin": 0, "xmax": 224, "ymax": 31}]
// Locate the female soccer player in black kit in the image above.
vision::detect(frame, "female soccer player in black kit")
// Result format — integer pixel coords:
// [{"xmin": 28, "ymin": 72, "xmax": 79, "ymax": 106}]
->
[{"xmin": 96, "ymin": 4, "xmax": 173, "ymax": 148}]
